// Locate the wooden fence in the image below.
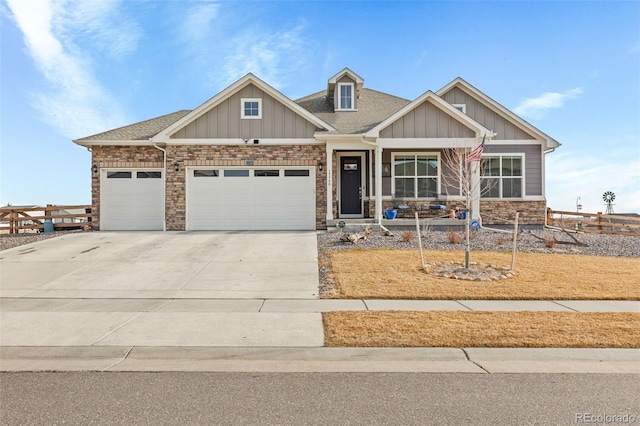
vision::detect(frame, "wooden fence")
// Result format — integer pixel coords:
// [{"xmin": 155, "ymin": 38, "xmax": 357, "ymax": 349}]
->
[
  {"xmin": 546, "ymin": 209, "xmax": 640, "ymax": 236},
  {"xmin": 0, "ymin": 205, "xmax": 92, "ymax": 234}
]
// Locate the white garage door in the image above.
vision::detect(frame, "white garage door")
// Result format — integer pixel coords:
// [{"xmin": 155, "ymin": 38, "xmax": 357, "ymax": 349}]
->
[
  {"xmin": 100, "ymin": 169, "xmax": 164, "ymax": 230},
  {"xmin": 187, "ymin": 167, "xmax": 315, "ymax": 230}
]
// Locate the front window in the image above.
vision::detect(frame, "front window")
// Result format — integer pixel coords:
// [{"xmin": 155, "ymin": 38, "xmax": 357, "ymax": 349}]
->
[
  {"xmin": 481, "ymin": 156, "xmax": 523, "ymax": 198},
  {"xmin": 337, "ymin": 83, "xmax": 354, "ymax": 110},
  {"xmin": 241, "ymin": 98, "xmax": 262, "ymax": 119},
  {"xmin": 393, "ymin": 154, "xmax": 438, "ymax": 198}
]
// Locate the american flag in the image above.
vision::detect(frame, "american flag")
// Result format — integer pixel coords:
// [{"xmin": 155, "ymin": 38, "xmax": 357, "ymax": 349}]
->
[{"xmin": 465, "ymin": 135, "xmax": 486, "ymax": 163}]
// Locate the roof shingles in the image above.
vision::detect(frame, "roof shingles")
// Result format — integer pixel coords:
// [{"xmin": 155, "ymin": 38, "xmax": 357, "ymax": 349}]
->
[
  {"xmin": 74, "ymin": 110, "xmax": 191, "ymax": 141},
  {"xmin": 295, "ymin": 88, "xmax": 410, "ymax": 134}
]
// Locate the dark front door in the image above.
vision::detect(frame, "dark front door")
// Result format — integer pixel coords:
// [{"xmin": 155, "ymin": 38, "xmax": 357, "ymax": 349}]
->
[{"xmin": 340, "ymin": 156, "xmax": 362, "ymax": 216}]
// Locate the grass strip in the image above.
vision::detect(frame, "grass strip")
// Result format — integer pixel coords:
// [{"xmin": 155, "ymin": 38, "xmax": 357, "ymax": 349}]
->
[
  {"xmin": 323, "ymin": 311, "xmax": 640, "ymax": 348},
  {"xmin": 326, "ymin": 250, "xmax": 640, "ymax": 300}
]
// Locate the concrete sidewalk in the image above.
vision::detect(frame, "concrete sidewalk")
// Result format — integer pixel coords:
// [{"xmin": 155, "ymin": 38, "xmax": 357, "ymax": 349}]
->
[
  {"xmin": 1, "ymin": 232, "xmax": 638, "ymax": 373},
  {"xmin": 1, "ymin": 297, "xmax": 638, "ymax": 373},
  {"xmin": 1, "ymin": 297, "xmax": 638, "ymax": 313}
]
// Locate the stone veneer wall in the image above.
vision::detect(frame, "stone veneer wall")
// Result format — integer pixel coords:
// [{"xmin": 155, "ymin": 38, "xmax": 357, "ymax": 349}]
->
[
  {"xmin": 479, "ymin": 199, "xmax": 547, "ymax": 225},
  {"xmin": 166, "ymin": 144, "xmax": 326, "ymax": 230},
  {"xmin": 366, "ymin": 199, "xmax": 547, "ymax": 225},
  {"xmin": 91, "ymin": 146, "xmax": 164, "ymax": 229}
]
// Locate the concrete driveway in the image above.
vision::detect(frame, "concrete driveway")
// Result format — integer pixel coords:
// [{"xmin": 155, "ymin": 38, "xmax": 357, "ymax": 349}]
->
[
  {"xmin": 0, "ymin": 231, "xmax": 319, "ymax": 299},
  {"xmin": 0, "ymin": 231, "xmax": 324, "ymax": 348}
]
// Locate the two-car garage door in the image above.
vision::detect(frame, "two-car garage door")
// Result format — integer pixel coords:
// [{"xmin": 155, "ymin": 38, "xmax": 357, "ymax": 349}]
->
[
  {"xmin": 187, "ymin": 167, "xmax": 316, "ymax": 230},
  {"xmin": 100, "ymin": 167, "xmax": 315, "ymax": 231}
]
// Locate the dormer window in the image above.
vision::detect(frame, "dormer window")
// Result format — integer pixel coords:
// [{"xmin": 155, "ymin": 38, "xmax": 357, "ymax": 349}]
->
[
  {"xmin": 241, "ymin": 98, "xmax": 262, "ymax": 119},
  {"xmin": 337, "ymin": 83, "xmax": 355, "ymax": 110}
]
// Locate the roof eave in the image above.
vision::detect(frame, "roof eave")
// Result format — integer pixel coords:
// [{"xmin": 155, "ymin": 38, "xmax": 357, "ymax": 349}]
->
[
  {"xmin": 152, "ymin": 74, "xmax": 335, "ymax": 142},
  {"xmin": 73, "ymin": 139, "xmax": 157, "ymax": 147},
  {"xmin": 365, "ymin": 90, "xmax": 493, "ymax": 139},
  {"xmin": 437, "ymin": 77, "xmax": 561, "ymax": 149}
]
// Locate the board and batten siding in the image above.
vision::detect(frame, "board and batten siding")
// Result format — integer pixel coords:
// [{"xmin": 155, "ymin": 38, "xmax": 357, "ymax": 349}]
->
[
  {"xmin": 380, "ymin": 100, "xmax": 476, "ymax": 139},
  {"xmin": 171, "ymin": 83, "xmax": 318, "ymax": 139},
  {"xmin": 441, "ymin": 87, "xmax": 536, "ymax": 140},
  {"xmin": 484, "ymin": 144, "xmax": 542, "ymax": 196}
]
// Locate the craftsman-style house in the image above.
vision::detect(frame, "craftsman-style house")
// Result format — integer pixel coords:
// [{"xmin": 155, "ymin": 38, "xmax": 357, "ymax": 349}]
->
[{"xmin": 74, "ymin": 68, "xmax": 559, "ymax": 230}]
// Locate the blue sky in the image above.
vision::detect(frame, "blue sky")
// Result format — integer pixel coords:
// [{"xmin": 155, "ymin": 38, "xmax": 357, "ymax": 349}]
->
[{"xmin": 2, "ymin": 0, "xmax": 639, "ymax": 214}]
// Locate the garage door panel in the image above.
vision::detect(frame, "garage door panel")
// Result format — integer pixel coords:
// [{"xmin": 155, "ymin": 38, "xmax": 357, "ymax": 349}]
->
[
  {"xmin": 101, "ymin": 169, "xmax": 163, "ymax": 231},
  {"xmin": 187, "ymin": 168, "xmax": 315, "ymax": 230}
]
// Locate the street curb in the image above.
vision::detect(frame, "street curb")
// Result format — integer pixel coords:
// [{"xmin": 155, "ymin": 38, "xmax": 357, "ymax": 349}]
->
[{"xmin": 2, "ymin": 347, "xmax": 638, "ymax": 374}]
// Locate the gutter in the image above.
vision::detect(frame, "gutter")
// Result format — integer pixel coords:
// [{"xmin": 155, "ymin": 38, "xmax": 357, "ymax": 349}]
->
[{"xmin": 152, "ymin": 143, "xmax": 167, "ymax": 231}]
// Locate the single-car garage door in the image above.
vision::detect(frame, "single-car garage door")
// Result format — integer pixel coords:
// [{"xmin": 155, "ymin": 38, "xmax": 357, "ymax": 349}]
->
[
  {"xmin": 100, "ymin": 169, "xmax": 164, "ymax": 230},
  {"xmin": 187, "ymin": 167, "xmax": 315, "ymax": 230}
]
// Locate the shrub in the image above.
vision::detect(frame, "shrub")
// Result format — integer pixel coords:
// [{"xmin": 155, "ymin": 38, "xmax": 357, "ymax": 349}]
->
[
  {"xmin": 496, "ymin": 236, "xmax": 506, "ymax": 246},
  {"xmin": 544, "ymin": 235, "xmax": 557, "ymax": 248},
  {"xmin": 402, "ymin": 231, "xmax": 414, "ymax": 242},
  {"xmin": 446, "ymin": 229, "xmax": 462, "ymax": 244}
]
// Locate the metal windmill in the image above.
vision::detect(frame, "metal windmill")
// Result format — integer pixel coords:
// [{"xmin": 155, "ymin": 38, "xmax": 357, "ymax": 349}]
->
[{"xmin": 603, "ymin": 191, "xmax": 615, "ymax": 215}]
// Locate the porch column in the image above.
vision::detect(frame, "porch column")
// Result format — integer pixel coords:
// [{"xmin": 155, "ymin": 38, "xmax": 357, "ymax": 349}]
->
[
  {"xmin": 375, "ymin": 145, "xmax": 383, "ymax": 224},
  {"xmin": 326, "ymin": 144, "xmax": 334, "ymax": 221},
  {"xmin": 470, "ymin": 161, "xmax": 481, "ymax": 221}
]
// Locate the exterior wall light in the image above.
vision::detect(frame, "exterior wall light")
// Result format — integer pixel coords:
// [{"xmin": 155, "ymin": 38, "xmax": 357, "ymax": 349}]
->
[
  {"xmin": 174, "ymin": 162, "xmax": 179, "ymax": 172},
  {"xmin": 92, "ymin": 164, "xmax": 98, "ymax": 174},
  {"xmin": 318, "ymin": 162, "xmax": 323, "ymax": 172}
]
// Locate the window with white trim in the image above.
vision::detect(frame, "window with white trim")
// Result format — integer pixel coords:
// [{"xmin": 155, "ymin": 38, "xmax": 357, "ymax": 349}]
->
[
  {"xmin": 481, "ymin": 155, "xmax": 523, "ymax": 198},
  {"xmin": 453, "ymin": 104, "xmax": 466, "ymax": 114},
  {"xmin": 392, "ymin": 154, "xmax": 439, "ymax": 198},
  {"xmin": 241, "ymin": 98, "xmax": 262, "ymax": 119},
  {"xmin": 337, "ymin": 83, "xmax": 354, "ymax": 110}
]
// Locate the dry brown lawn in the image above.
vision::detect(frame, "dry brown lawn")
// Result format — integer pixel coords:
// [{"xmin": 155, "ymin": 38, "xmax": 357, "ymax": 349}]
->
[
  {"xmin": 324, "ymin": 249, "xmax": 640, "ymax": 300},
  {"xmin": 323, "ymin": 311, "xmax": 640, "ymax": 348}
]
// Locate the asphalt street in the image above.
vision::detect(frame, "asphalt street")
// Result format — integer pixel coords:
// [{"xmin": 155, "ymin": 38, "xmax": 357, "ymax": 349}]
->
[{"xmin": 2, "ymin": 372, "xmax": 639, "ymax": 425}]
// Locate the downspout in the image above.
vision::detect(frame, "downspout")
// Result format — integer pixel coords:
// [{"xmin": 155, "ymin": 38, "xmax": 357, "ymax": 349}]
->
[
  {"xmin": 153, "ymin": 143, "xmax": 167, "ymax": 231},
  {"xmin": 543, "ymin": 143, "xmax": 558, "ymax": 229}
]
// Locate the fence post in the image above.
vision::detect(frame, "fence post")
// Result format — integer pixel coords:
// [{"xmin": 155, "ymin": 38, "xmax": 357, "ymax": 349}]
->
[
  {"xmin": 597, "ymin": 212, "xmax": 602, "ymax": 231},
  {"xmin": 10, "ymin": 210, "xmax": 16, "ymax": 234}
]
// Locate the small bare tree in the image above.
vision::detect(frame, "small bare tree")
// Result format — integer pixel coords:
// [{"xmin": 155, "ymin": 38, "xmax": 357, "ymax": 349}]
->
[{"xmin": 440, "ymin": 143, "xmax": 495, "ymax": 268}]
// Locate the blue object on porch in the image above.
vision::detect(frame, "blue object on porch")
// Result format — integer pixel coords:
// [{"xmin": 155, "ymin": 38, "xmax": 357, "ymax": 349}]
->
[
  {"xmin": 471, "ymin": 220, "xmax": 479, "ymax": 230},
  {"xmin": 394, "ymin": 205, "xmax": 410, "ymax": 210},
  {"xmin": 44, "ymin": 218, "xmax": 53, "ymax": 233},
  {"xmin": 429, "ymin": 204, "xmax": 446, "ymax": 210},
  {"xmin": 458, "ymin": 211, "xmax": 467, "ymax": 220},
  {"xmin": 384, "ymin": 209, "xmax": 397, "ymax": 220}
]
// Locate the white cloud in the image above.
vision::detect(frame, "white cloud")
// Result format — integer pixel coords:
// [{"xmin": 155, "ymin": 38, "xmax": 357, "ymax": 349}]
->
[
  {"xmin": 546, "ymin": 151, "xmax": 640, "ymax": 214},
  {"xmin": 176, "ymin": 3, "xmax": 311, "ymax": 93},
  {"xmin": 221, "ymin": 24, "xmax": 309, "ymax": 89},
  {"xmin": 513, "ymin": 88, "xmax": 583, "ymax": 120},
  {"xmin": 627, "ymin": 41, "xmax": 640, "ymax": 55},
  {"xmin": 180, "ymin": 2, "xmax": 220, "ymax": 43},
  {"xmin": 53, "ymin": 0, "xmax": 141, "ymax": 59},
  {"xmin": 5, "ymin": 0, "xmax": 138, "ymax": 138}
]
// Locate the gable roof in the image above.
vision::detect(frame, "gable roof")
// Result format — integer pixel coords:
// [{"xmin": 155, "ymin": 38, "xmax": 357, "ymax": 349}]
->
[
  {"xmin": 296, "ymin": 88, "xmax": 410, "ymax": 135},
  {"xmin": 74, "ymin": 110, "xmax": 191, "ymax": 145},
  {"xmin": 437, "ymin": 77, "xmax": 560, "ymax": 150},
  {"xmin": 365, "ymin": 90, "xmax": 493, "ymax": 139},
  {"xmin": 151, "ymin": 73, "xmax": 335, "ymax": 142},
  {"xmin": 327, "ymin": 67, "xmax": 365, "ymax": 101}
]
